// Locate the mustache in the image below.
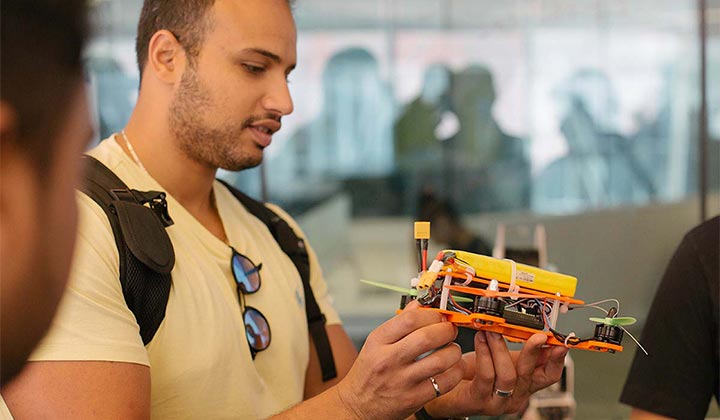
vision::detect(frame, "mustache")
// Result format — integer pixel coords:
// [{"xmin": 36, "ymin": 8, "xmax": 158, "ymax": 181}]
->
[{"xmin": 242, "ymin": 113, "xmax": 282, "ymax": 128}]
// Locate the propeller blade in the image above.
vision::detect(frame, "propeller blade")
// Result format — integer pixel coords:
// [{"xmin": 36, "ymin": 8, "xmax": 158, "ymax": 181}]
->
[
  {"xmin": 359, "ymin": 280, "xmax": 474, "ymax": 303},
  {"xmin": 360, "ymin": 279, "xmax": 417, "ymax": 296},
  {"xmin": 589, "ymin": 316, "xmax": 637, "ymax": 326}
]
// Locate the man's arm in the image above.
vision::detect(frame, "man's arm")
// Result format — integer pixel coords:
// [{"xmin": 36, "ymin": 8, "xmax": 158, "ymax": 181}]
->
[
  {"xmin": 2, "ymin": 361, "xmax": 150, "ymax": 419},
  {"xmin": 304, "ymin": 324, "xmax": 358, "ymax": 399}
]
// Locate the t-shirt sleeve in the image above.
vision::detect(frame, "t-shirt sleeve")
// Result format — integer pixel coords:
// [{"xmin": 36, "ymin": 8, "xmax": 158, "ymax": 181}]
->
[
  {"xmin": 28, "ymin": 193, "xmax": 149, "ymax": 366},
  {"xmin": 619, "ymin": 229, "xmax": 716, "ymax": 418},
  {"xmin": 265, "ymin": 204, "xmax": 342, "ymax": 326}
]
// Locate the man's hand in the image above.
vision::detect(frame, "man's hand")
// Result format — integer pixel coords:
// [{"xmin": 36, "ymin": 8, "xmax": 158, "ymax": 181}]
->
[
  {"xmin": 424, "ymin": 330, "xmax": 568, "ymax": 418},
  {"xmin": 334, "ymin": 301, "xmax": 466, "ymax": 420}
]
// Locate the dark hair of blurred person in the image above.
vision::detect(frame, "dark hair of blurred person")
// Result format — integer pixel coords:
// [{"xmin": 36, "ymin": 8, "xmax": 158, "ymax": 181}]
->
[{"xmin": 1, "ymin": 0, "xmax": 92, "ymax": 384}]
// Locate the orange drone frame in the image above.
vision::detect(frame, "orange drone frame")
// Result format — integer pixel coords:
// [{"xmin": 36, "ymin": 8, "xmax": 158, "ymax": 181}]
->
[{"xmin": 391, "ymin": 222, "xmax": 636, "ymax": 354}]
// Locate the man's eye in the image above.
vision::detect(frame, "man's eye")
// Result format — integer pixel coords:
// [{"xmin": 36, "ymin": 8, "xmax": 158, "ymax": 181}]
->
[{"xmin": 243, "ymin": 64, "xmax": 265, "ymax": 74}]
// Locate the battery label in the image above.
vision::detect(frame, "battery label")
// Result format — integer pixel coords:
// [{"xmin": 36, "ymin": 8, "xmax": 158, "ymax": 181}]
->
[{"xmin": 516, "ymin": 270, "xmax": 535, "ymax": 283}]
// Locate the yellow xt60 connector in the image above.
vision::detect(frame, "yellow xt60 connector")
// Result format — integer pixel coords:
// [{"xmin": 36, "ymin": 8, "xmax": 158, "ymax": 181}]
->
[{"xmin": 414, "ymin": 221, "xmax": 430, "ymax": 240}]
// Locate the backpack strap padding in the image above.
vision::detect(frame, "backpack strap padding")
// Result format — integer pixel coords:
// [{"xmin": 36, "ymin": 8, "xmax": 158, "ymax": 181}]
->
[
  {"xmin": 80, "ymin": 155, "xmax": 173, "ymax": 345},
  {"xmin": 115, "ymin": 200, "xmax": 175, "ymax": 274},
  {"xmin": 217, "ymin": 179, "xmax": 338, "ymax": 382}
]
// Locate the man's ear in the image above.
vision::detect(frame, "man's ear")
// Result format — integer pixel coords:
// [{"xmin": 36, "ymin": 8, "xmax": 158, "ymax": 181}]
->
[{"xmin": 146, "ymin": 30, "xmax": 188, "ymax": 85}]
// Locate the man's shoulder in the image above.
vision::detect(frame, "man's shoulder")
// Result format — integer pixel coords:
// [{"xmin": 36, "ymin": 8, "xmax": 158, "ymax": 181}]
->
[
  {"xmin": 86, "ymin": 136, "xmax": 125, "ymax": 169},
  {"xmin": 684, "ymin": 215, "xmax": 719, "ymax": 249},
  {"xmin": 682, "ymin": 216, "xmax": 719, "ymax": 284}
]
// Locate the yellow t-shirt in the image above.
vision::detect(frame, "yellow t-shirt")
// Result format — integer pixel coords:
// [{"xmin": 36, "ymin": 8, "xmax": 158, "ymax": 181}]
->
[{"xmin": 28, "ymin": 138, "xmax": 341, "ymax": 419}]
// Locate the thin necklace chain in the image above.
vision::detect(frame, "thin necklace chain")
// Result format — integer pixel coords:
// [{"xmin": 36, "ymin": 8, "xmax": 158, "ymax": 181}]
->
[
  {"xmin": 120, "ymin": 130, "xmax": 229, "ymax": 245},
  {"xmin": 120, "ymin": 130, "xmax": 147, "ymax": 172}
]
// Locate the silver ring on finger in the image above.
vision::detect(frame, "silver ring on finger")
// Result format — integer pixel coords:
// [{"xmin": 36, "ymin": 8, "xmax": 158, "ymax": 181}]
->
[
  {"xmin": 494, "ymin": 388, "xmax": 514, "ymax": 398},
  {"xmin": 429, "ymin": 376, "xmax": 441, "ymax": 398}
]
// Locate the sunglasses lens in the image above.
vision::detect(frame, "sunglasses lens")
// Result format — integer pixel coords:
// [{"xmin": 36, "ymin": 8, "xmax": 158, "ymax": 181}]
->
[
  {"xmin": 244, "ymin": 307, "xmax": 271, "ymax": 352},
  {"xmin": 232, "ymin": 253, "xmax": 261, "ymax": 293}
]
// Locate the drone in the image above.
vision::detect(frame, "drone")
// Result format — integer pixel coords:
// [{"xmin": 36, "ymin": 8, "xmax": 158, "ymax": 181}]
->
[{"xmin": 363, "ymin": 222, "xmax": 642, "ymax": 354}]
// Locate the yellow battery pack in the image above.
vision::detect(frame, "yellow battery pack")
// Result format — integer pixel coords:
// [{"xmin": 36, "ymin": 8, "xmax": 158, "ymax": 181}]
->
[{"xmin": 447, "ymin": 250, "xmax": 577, "ymax": 298}]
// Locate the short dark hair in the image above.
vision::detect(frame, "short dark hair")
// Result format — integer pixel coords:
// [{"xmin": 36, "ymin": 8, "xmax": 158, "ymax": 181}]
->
[
  {"xmin": 135, "ymin": 0, "xmax": 217, "ymax": 78},
  {"xmin": 1, "ymin": 0, "xmax": 88, "ymax": 171},
  {"xmin": 135, "ymin": 0, "xmax": 296, "ymax": 79}
]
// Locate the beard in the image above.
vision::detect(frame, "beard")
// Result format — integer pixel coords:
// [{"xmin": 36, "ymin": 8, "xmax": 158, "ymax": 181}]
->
[{"xmin": 168, "ymin": 66, "xmax": 262, "ymax": 172}]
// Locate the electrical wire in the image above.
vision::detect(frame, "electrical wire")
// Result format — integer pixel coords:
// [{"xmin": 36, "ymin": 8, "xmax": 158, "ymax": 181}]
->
[
  {"xmin": 620, "ymin": 326, "xmax": 649, "ymax": 356},
  {"xmin": 571, "ymin": 298, "xmax": 621, "ymax": 316}
]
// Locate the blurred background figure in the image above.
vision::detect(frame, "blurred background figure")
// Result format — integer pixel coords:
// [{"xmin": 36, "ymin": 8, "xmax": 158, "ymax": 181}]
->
[
  {"xmin": 447, "ymin": 65, "xmax": 531, "ymax": 214},
  {"xmin": 533, "ymin": 69, "xmax": 656, "ymax": 213},
  {"xmin": 394, "ymin": 64, "xmax": 457, "ymax": 215},
  {"xmin": 395, "ymin": 63, "xmax": 455, "ymax": 169},
  {"xmin": 269, "ymin": 47, "xmax": 396, "ymax": 214}
]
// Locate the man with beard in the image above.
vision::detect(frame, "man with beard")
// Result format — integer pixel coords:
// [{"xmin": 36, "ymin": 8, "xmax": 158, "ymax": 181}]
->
[
  {"xmin": 0, "ymin": 0, "xmax": 91, "ymax": 385},
  {"xmin": 2, "ymin": 1, "xmax": 568, "ymax": 418}
]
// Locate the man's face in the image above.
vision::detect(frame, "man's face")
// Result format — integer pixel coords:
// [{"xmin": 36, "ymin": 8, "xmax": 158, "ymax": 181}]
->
[
  {"xmin": 0, "ymin": 84, "xmax": 93, "ymax": 383},
  {"xmin": 169, "ymin": 0, "xmax": 297, "ymax": 171}
]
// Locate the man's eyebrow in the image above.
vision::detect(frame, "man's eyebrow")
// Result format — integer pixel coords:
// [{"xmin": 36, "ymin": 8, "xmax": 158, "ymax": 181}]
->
[
  {"xmin": 243, "ymin": 48, "xmax": 281, "ymax": 63},
  {"xmin": 240, "ymin": 48, "xmax": 296, "ymax": 72}
]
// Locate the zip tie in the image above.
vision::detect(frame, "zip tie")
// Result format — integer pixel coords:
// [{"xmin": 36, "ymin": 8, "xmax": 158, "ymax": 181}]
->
[
  {"xmin": 504, "ymin": 258, "xmax": 520, "ymax": 298},
  {"xmin": 439, "ymin": 269, "xmax": 453, "ymax": 311},
  {"xmin": 564, "ymin": 332, "xmax": 577, "ymax": 348}
]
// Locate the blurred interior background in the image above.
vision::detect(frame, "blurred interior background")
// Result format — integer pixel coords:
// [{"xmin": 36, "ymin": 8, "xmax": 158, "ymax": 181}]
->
[{"xmin": 86, "ymin": 0, "xmax": 719, "ymax": 418}]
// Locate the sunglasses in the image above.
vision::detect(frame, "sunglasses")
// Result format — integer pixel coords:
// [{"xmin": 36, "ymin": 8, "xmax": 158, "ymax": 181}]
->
[{"xmin": 231, "ymin": 247, "xmax": 271, "ymax": 359}]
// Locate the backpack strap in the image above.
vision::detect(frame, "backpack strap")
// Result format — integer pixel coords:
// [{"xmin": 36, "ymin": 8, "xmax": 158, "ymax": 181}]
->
[
  {"xmin": 217, "ymin": 179, "xmax": 338, "ymax": 382},
  {"xmin": 79, "ymin": 155, "xmax": 175, "ymax": 345}
]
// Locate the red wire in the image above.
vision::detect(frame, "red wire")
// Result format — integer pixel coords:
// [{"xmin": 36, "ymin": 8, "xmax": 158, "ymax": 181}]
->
[{"xmin": 422, "ymin": 250, "xmax": 428, "ymax": 271}]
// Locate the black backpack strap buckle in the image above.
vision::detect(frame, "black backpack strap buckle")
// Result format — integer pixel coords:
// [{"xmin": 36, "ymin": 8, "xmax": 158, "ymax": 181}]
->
[
  {"xmin": 143, "ymin": 191, "xmax": 174, "ymax": 227},
  {"xmin": 109, "ymin": 188, "xmax": 174, "ymax": 228}
]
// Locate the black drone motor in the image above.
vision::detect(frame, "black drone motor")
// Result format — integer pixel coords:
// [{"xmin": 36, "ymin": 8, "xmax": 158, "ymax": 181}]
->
[
  {"xmin": 473, "ymin": 296, "xmax": 505, "ymax": 317},
  {"xmin": 592, "ymin": 306, "xmax": 625, "ymax": 346},
  {"xmin": 593, "ymin": 324, "xmax": 624, "ymax": 346}
]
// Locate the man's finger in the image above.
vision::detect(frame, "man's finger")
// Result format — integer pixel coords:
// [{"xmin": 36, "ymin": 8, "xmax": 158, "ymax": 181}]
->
[
  {"xmin": 537, "ymin": 346, "xmax": 568, "ymax": 391},
  {"xmin": 403, "ymin": 300, "xmax": 421, "ymax": 311},
  {"xmin": 470, "ymin": 331, "xmax": 495, "ymax": 397},
  {"xmin": 406, "ymin": 342, "xmax": 463, "ymax": 383},
  {"xmin": 460, "ymin": 352, "xmax": 476, "ymax": 380},
  {"xmin": 512, "ymin": 333, "xmax": 548, "ymax": 396},
  {"xmin": 485, "ymin": 332, "xmax": 516, "ymax": 398},
  {"xmin": 515, "ymin": 333, "xmax": 547, "ymax": 377},
  {"xmin": 370, "ymin": 307, "xmax": 447, "ymax": 344},
  {"xmin": 395, "ymin": 322, "xmax": 458, "ymax": 364}
]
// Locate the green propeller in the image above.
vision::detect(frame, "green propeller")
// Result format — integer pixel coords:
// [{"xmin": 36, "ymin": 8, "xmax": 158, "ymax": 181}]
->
[
  {"xmin": 360, "ymin": 279, "xmax": 418, "ymax": 296},
  {"xmin": 589, "ymin": 316, "xmax": 637, "ymax": 326},
  {"xmin": 359, "ymin": 279, "xmax": 474, "ymax": 303}
]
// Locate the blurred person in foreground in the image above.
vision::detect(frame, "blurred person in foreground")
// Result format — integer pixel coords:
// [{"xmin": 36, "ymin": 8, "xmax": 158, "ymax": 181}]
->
[{"xmin": 0, "ymin": 0, "xmax": 91, "ymax": 385}]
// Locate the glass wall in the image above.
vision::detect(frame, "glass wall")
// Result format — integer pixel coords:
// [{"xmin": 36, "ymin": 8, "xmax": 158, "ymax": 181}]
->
[{"xmin": 87, "ymin": 1, "xmax": 716, "ymax": 217}]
